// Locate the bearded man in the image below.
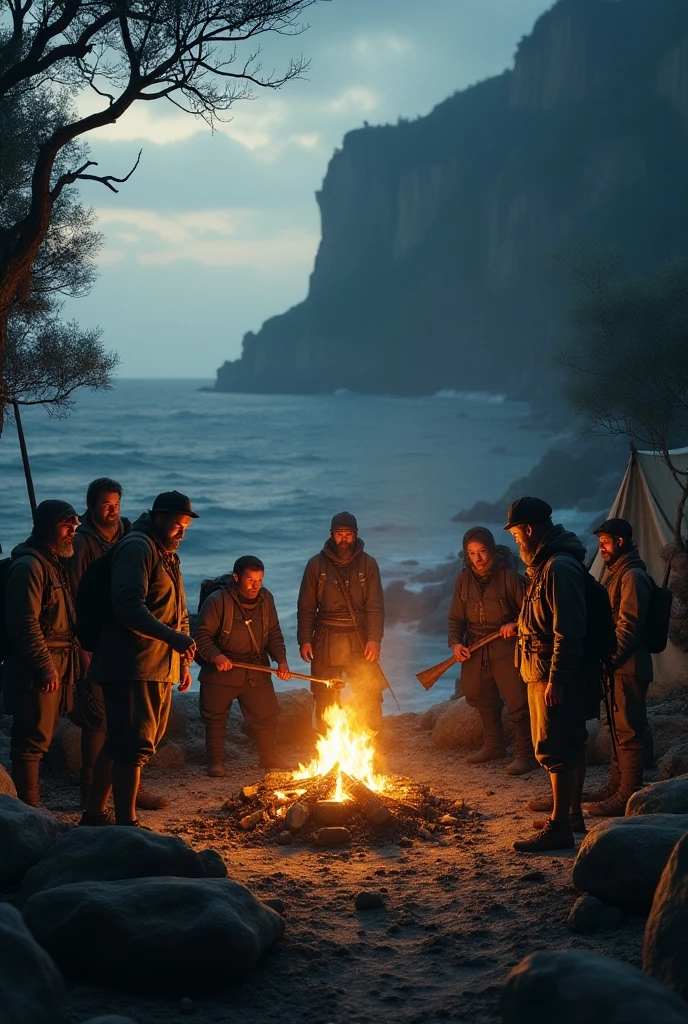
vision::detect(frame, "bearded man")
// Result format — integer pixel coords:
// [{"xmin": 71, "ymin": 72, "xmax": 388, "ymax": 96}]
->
[
  {"xmin": 449, "ymin": 526, "xmax": 536, "ymax": 774},
  {"xmin": 506, "ymin": 497, "xmax": 589, "ymax": 853},
  {"xmin": 4, "ymin": 500, "xmax": 80, "ymax": 805},
  {"xmin": 298, "ymin": 511, "xmax": 385, "ymax": 731}
]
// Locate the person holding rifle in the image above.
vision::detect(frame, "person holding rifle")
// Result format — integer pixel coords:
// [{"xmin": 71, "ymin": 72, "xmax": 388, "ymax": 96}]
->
[
  {"xmin": 449, "ymin": 527, "xmax": 537, "ymax": 775},
  {"xmin": 298, "ymin": 512, "xmax": 385, "ymax": 732}
]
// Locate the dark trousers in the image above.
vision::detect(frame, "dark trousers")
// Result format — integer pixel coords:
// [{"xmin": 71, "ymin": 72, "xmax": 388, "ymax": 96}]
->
[
  {"xmin": 199, "ymin": 679, "xmax": 278, "ymax": 734},
  {"xmin": 10, "ymin": 684, "xmax": 68, "ymax": 762},
  {"xmin": 611, "ymin": 673, "xmax": 649, "ymax": 756},
  {"xmin": 102, "ymin": 681, "xmax": 171, "ymax": 767},
  {"xmin": 528, "ymin": 680, "xmax": 588, "ymax": 773},
  {"xmin": 461, "ymin": 654, "xmax": 529, "ymax": 723}
]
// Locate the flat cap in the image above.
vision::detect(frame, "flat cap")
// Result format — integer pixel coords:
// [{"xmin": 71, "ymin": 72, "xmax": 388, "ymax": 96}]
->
[
  {"xmin": 33, "ymin": 500, "xmax": 79, "ymax": 530},
  {"xmin": 331, "ymin": 511, "xmax": 358, "ymax": 532},
  {"xmin": 593, "ymin": 517, "xmax": 633, "ymax": 541},
  {"xmin": 502, "ymin": 496, "xmax": 553, "ymax": 530},
  {"xmin": 150, "ymin": 490, "xmax": 199, "ymax": 518}
]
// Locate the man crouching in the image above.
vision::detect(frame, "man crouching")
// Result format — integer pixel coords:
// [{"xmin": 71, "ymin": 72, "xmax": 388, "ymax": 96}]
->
[{"xmin": 506, "ymin": 497, "xmax": 589, "ymax": 853}]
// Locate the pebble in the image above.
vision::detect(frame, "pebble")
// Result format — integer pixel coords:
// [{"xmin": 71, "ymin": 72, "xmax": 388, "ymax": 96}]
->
[
  {"xmin": 521, "ymin": 870, "xmax": 545, "ymax": 882},
  {"xmin": 419, "ymin": 827, "xmax": 433, "ymax": 841},
  {"xmin": 439, "ymin": 814, "xmax": 458, "ymax": 825},
  {"xmin": 313, "ymin": 827, "xmax": 351, "ymax": 846},
  {"xmin": 277, "ymin": 830, "xmax": 293, "ymax": 846},
  {"xmin": 399, "ymin": 837, "xmax": 413, "ymax": 847},
  {"xmin": 355, "ymin": 890, "xmax": 385, "ymax": 911}
]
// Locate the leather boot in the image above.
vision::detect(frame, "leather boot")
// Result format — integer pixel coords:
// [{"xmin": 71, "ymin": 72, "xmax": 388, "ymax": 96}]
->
[
  {"xmin": 466, "ymin": 708, "xmax": 507, "ymax": 764},
  {"xmin": 583, "ymin": 756, "xmax": 621, "ymax": 805},
  {"xmin": 255, "ymin": 731, "xmax": 292, "ymax": 771},
  {"xmin": 205, "ymin": 726, "xmax": 227, "ymax": 778},
  {"xmin": 12, "ymin": 760, "xmax": 40, "ymax": 807},
  {"xmin": 586, "ymin": 746, "xmax": 644, "ymax": 817},
  {"xmin": 505, "ymin": 718, "xmax": 538, "ymax": 775}
]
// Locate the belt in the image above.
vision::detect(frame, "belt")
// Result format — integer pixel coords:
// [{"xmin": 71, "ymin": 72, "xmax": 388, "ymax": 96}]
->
[
  {"xmin": 315, "ymin": 617, "xmax": 361, "ymax": 629},
  {"xmin": 518, "ymin": 636, "xmax": 554, "ymax": 653}
]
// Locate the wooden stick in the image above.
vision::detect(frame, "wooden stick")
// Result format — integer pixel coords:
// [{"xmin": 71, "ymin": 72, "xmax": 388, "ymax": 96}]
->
[
  {"xmin": 416, "ymin": 630, "xmax": 504, "ymax": 691},
  {"xmin": 222, "ymin": 660, "xmax": 345, "ymax": 689},
  {"xmin": 340, "ymin": 770, "xmax": 392, "ymax": 825}
]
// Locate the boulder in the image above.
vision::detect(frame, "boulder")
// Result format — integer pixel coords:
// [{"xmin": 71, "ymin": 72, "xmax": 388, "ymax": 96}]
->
[
  {"xmin": 431, "ymin": 697, "xmax": 485, "ymax": 749},
  {"xmin": 0, "ymin": 795, "xmax": 61, "ymax": 888},
  {"xmin": 566, "ymin": 895, "xmax": 622, "ymax": 934},
  {"xmin": 644, "ymin": 832, "xmax": 688, "ymax": 1000},
  {"xmin": 147, "ymin": 737, "xmax": 186, "ymax": 771},
  {"xmin": 419, "ymin": 700, "xmax": 452, "ymax": 732},
  {"xmin": 44, "ymin": 717, "xmax": 81, "ymax": 774},
  {"xmin": 627, "ymin": 775, "xmax": 688, "ymax": 817},
  {"xmin": 658, "ymin": 739, "xmax": 688, "ymax": 781},
  {"xmin": 500, "ymin": 949, "xmax": 688, "ymax": 1024},
  {"xmin": 573, "ymin": 814, "xmax": 688, "ymax": 910},
  {"xmin": 164, "ymin": 701, "xmax": 188, "ymax": 739},
  {"xmin": 23, "ymin": 877, "xmax": 285, "ymax": 984},
  {"xmin": 19, "ymin": 824, "xmax": 225, "ymax": 904},
  {"xmin": 0, "ymin": 763, "xmax": 17, "ymax": 797},
  {"xmin": 0, "ymin": 903, "xmax": 63, "ymax": 1024},
  {"xmin": 275, "ymin": 688, "xmax": 314, "ymax": 743},
  {"xmin": 82, "ymin": 1018, "xmax": 138, "ymax": 1024},
  {"xmin": 585, "ymin": 719, "xmax": 612, "ymax": 766},
  {"xmin": 647, "ymin": 714, "xmax": 688, "ymax": 761}
]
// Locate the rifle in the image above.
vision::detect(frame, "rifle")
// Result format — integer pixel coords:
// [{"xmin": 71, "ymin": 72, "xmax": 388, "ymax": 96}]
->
[{"xmin": 416, "ymin": 630, "xmax": 503, "ymax": 691}]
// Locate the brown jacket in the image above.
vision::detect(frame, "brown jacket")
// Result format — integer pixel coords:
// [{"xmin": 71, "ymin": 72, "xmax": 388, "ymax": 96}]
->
[
  {"xmin": 604, "ymin": 547, "xmax": 653, "ymax": 681},
  {"xmin": 90, "ymin": 513, "xmax": 189, "ymax": 683},
  {"xmin": 65, "ymin": 514, "xmax": 130, "ymax": 600},
  {"xmin": 194, "ymin": 585, "xmax": 286, "ymax": 688},
  {"xmin": 4, "ymin": 536, "xmax": 78, "ymax": 690},
  {"xmin": 297, "ymin": 539, "xmax": 384, "ymax": 646},
  {"xmin": 448, "ymin": 552, "xmax": 525, "ymax": 662}
]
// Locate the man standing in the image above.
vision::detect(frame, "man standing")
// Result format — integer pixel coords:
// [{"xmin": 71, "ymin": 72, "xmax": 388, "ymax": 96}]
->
[
  {"xmin": 81, "ymin": 491, "xmax": 197, "ymax": 827},
  {"xmin": 298, "ymin": 512, "xmax": 385, "ymax": 731},
  {"xmin": 585, "ymin": 518, "xmax": 653, "ymax": 816},
  {"xmin": 194, "ymin": 555, "xmax": 291, "ymax": 775},
  {"xmin": 449, "ymin": 527, "xmax": 536, "ymax": 775},
  {"xmin": 4, "ymin": 500, "xmax": 80, "ymax": 805},
  {"xmin": 506, "ymin": 497, "xmax": 589, "ymax": 852}
]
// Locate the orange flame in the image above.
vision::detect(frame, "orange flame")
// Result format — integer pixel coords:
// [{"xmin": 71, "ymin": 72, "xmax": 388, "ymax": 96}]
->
[{"xmin": 292, "ymin": 703, "xmax": 386, "ymax": 799}]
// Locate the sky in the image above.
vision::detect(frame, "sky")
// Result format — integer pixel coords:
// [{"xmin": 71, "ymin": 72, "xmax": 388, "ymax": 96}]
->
[{"xmin": 66, "ymin": 0, "xmax": 554, "ymax": 378}]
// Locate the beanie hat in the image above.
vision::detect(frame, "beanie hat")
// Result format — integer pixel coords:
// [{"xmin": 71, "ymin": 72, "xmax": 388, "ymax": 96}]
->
[{"xmin": 331, "ymin": 511, "xmax": 358, "ymax": 532}]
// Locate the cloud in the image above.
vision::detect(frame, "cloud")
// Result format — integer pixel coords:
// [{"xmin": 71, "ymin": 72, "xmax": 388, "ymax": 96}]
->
[
  {"xmin": 355, "ymin": 34, "xmax": 414, "ymax": 57},
  {"xmin": 98, "ymin": 249, "xmax": 125, "ymax": 266},
  {"xmin": 138, "ymin": 228, "xmax": 317, "ymax": 269},
  {"xmin": 292, "ymin": 133, "xmax": 321, "ymax": 149},
  {"xmin": 322, "ymin": 86, "xmax": 379, "ymax": 115},
  {"xmin": 81, "ymin": 99, "xmax": 206, "ymax": 146}
]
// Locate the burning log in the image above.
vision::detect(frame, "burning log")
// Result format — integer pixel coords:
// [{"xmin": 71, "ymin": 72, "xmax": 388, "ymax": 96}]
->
[
  {"xmin": 239, "ymin": 809, "xmax": 265, "ymax": 830},
  {"xmin": 340, "ymin": 771, "xmax": 393, "ymax": 825},
  {"xmin": 313, "ymin": 800, "xmax": 353, "ymax": 827},
  {"xmin": 301, "ymin": 763, "xmax": 340, "ymax": 812}
]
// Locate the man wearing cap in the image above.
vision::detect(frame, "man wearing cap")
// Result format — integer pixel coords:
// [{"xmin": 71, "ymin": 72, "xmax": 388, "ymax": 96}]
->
[
  {"xmin": 505, "ymin": 497, "xmax": 589, "ymax": 852},
  {"xmin": 81, "ymin": 491, "xmax": 197, "ymax": 827},
  {"xmin": 298, "ymin": 512, "xmax": 385, "ymax": 731},
  {"xmin": 4, "ymin": 500, "xmax": 80, "ymax": 805},
  {"xmin": 585, "ymin": 518, "xmax": 654, "ymax": 816}
]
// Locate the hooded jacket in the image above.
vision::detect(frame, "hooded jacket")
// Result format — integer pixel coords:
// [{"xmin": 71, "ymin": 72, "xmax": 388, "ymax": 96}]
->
[
  {"xmin": 448, "ymin": 547, "xmax": 525, "ymax": 661},
  {"xmin": 604, "ymin": 546, "xmax": 653, "ymax": 680},
  {"xmin": 66, "ymin": 513, "xmax": 131, "ymax": 599},
  {"xmin": 90, "ymin": 513, "xmax": 189, "ymax": 683},
  {"xmin": 517, "ymin": 525, "xmax": 588, "ymax": 689},
  {"xmin": 4, "ymin": 535, "xmax": 78, "ymax": 688},
  {"xmin": 297, "ymin": 538, "xmax": 384, "ymax": 647}
]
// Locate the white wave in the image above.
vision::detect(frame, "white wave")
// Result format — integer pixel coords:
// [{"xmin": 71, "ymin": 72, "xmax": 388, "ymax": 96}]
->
[{"xmin": 433, "ymin": 389, "xmax": 506, "ymax": 403}]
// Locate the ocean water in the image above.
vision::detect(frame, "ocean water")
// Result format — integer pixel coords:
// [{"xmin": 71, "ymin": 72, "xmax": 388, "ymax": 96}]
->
[{"xmin": 0, "ymin": 379, "xmax": 553, "ymax": 711}]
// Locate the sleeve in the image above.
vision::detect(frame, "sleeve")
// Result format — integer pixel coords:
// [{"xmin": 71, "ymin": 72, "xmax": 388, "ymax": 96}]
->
[
  {"xmin": 5, "ymin": 558, "xmax": 55, "ymax": 681},
  {"xmin": 613, "ymin": 570, "xmax": 652, "ymax": 670},
  {"xmin": 65, "ymin": 533, "xmax": 93, "ymax": 601},
  {"xmin": 448, "ymin": 575, "xmax": 467, "ymax": 647},
  {"xmin": 507, "ymin": 570, "xmax": 526, "ymax": 619},
  {"xmin": 265, "ymin": 592, "xmax": 287, "ymax": 664},
  {"xmin": 193, "ymin": 590, "xmax": 224, "ymax": 664},
  {"xmin": 297, "ymin": 557, "xmax": 319, "ymax": 646},
  {"xmin": 364, "ymin": 557, "xmax": 385, "ymax": 643},
  {"xmin": 546, "ymin": 558, "xmax": 586, "ymax": 689},
  {"xmin": 111, "ymin": 537, "xmax": 179, "ymax": 644}
]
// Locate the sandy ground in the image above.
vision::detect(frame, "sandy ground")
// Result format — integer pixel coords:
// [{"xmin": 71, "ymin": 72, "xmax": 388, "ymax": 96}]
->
[{"xmin": 12, "ymin": 699, "xmax": 655, "ymax": 1024}]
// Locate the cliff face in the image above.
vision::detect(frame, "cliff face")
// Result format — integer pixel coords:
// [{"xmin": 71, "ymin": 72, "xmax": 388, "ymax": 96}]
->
[{"xmin": 216, "ymin": 0, "xmax": 688, "ymax": 400}]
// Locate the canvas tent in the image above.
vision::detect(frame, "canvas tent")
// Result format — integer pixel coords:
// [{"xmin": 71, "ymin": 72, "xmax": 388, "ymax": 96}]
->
[{"xmin": 591, "ymin": 445, "xmax": 688, "ymax": 697}]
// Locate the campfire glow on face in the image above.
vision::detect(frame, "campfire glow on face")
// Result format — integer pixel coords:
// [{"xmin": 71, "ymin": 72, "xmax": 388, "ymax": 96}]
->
[{"xmin": 292, "ymin": 704, "xmax": 386, "ymax": 801}]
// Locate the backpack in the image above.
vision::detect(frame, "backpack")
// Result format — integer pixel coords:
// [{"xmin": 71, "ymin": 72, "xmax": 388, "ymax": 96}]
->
[
  {"xmin": 75, "ymin": 546, "xmax": 117, "ymax": 652},
  {"xmin": 645, "ymin": 579, "xmax": 673, "ymax": 654},
  {"xmin": 581, "ymin": 571, "xmax": 618, "ymax": 663},
  {"xmin": 195, "ymin": 577, "xmax": 270, "ymax": 664},
  {"xmin": 0, "ymin": 557, "xmax": 12, "ymax": 661}
]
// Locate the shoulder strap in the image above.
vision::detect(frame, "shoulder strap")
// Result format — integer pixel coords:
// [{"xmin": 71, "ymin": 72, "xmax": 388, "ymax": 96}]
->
[
  {"xmin": 219, "ymin": 587, "xmax": 234, "ymax": 637},
  {"xmin": 232, "ymin": 591, "xmax": 263, "ymax": 656},
  {"xmin": 316, "ymin": 553, "xmax": 327, "ymax": 606},
  {"xmin": 459, "ymin": 567, "xmax": 470, "ymax": 604}
]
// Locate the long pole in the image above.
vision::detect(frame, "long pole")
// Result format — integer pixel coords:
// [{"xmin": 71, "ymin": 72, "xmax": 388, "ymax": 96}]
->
[
  {"xmin": 12, "ymin": 400, "xmax": 37, "ymax": 516},
  {"xmin": 226, "ymin": 660, "xmax": 345, "ymax": 688}
]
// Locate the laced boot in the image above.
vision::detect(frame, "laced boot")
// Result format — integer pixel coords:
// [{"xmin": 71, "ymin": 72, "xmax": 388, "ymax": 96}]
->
[
  {"xmin": 79, "ymin": 808, "xmax": 116, "ymax": 827},
  {"xmin": 506, "ymin": 718, "xmax": 538, "ymax": 776},
  {"xmin": 136, "ymin": 782, "xmax": 169, "ymax": 810},
  {"xmin": 12, "ymin": 760, "xmax": 40, "ymax": 807},
  {"xmin": 586, "ymin": 747, "xmax": 643, "ymax": 818},
  {"xmin": 513, "ymin": 817, "xmax": 575, "ymax": 853},
  {"xmin": 466, "ymin": 708, "xmax": 507, "ymax": 764},
  {"xmin": 533, "ymin": 811, "xmax": 586, "ymax": 834},
  {"xmin": 205, "ymin": 725, "xmax": 227, "ymax": 778},
  {"xmin": 256, "ymin": 730, "xmax": 292, "ymax": 771},
  {"xmin": 583, "ymin": 758, "xmax": 620, "ymax": 804}
]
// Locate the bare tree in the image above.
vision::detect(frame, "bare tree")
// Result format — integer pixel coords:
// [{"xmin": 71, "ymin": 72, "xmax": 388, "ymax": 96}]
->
[
  {"xmin": 0, "ymin": 0, "xmax": 321, "ymax": 414},
  {"xmin": 554, "ymin": 246, "xmax": 688, "ymax": 556}
]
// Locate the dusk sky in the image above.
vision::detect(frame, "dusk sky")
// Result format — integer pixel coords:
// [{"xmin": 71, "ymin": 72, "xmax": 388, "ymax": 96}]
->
[{"xmin": 67, "ymin": 0, "xmax": 553, "ymax": 378}]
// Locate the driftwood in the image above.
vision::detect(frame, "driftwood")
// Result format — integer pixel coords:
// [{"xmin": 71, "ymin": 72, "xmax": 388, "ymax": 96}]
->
[{"xmin": 340, "ymin": 771, "xmax": 393, "ymax": 825}]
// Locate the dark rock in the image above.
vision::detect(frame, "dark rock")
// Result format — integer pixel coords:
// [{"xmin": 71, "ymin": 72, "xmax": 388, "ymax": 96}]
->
[
  {"xmin": 0, "ymin": 903, "xmax": 63, "ymax": 1024},
  {"xmin": 573, "ymin": 814, "xmax": 688, "ymax": 910},
  {"xmin": 0, "ymin": 763, "xmax": 17, "ymax": 798},
  {"xmin": 45, "ymin": 717, "xmax": 81, "ymax": 774},
  {"xmin": 431, "ymin": 697, "xmax": 513, "ymax": 749},
  {"xmin": 567, "ymin": 895, "xmax": 623, "ymax": 934},
  {"xmin": 500, "ymin": 949, "xmax": 688, "ymax": 1024},
  {"xmin": 23, "ymin": 877, "xmax": 285, "ymax": 984},
  {"xmin": 658, "ymin": 739, "xmax": 688, "ymax": 781},
  {"xmin": 263, "ymin": 897, "xmax": 286, "ymax": 916},
  {"xmin": 0, "ymin": 795, "xmax": 61, "ymax": 888},
  {"xmin": 644, "ymin": 832, "xmax": 688, "ymax": 1000},
  {"xmin": 275, "ymin": 688, "xmax": 314, "ymax": 743},
  {"xmin": 355, "ymin": 890, "xmax": 385, "ymax": 910},
  {"xmin": 277, "ymin": 830, "xmax": 293, "ymax": 846},
  {"xmin": 18, "ymin": 825, "xmax": 224, "ymax": 904},
  {"xmin": 196, "ymin": 848, "xmax": 227, "ymax": 878},
  {"xmin": 521, "ymin": 870, "xmax": 545, "ymax": 882},
  {"xmin": 313, "ymin": 827, "xmax": 350, "ymax": 846},
  {"xmin": 147, "ymin": 738, "xmax": 186, "ymax": 771},
  {"xmin": 627, "ymin": 775, "xmax": 688, "ymax": 816}
]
